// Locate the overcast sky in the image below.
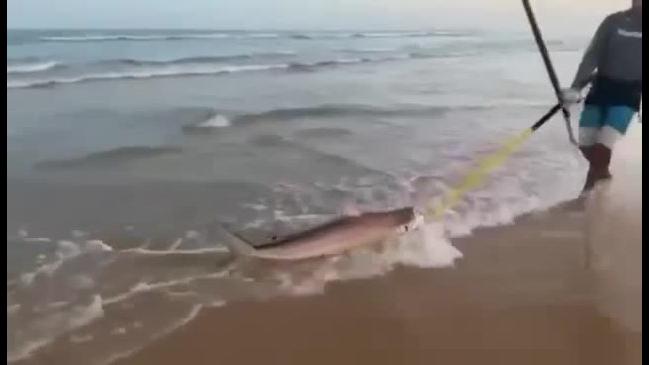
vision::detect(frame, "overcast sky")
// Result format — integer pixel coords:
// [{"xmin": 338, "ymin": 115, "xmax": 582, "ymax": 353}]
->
[{"xmin": 7, "ymin": 0, "xmax": 630, "ymax": 33}]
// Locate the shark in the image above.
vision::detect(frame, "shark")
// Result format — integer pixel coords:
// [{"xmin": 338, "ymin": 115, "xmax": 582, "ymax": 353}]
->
[{"xmin": 217, "ymin": 207, "xmax": 423, "ymax": 260}]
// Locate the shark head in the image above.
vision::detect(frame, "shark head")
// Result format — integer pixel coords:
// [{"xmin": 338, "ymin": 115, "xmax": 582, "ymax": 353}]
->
[{"xmin": 391, "ymin": 207, "xmax": 424, "ymax": 234}]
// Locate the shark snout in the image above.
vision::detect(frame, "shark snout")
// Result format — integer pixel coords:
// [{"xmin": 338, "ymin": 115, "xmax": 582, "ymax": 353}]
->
[{"xmin": 391, "ymin": 207, "xmax": 424, "ymax": 233}]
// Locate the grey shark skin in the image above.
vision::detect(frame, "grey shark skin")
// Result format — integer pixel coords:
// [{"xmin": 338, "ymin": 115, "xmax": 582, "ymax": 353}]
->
[{"xmin": 218, "ymin": 207, "xmax": 421, "ymax": 260}]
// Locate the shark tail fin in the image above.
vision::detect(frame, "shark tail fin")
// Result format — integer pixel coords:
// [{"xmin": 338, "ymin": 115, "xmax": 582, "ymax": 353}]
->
[{"xmin": 215, "ymin": 224, "xmax": 256, "ymax": 256}]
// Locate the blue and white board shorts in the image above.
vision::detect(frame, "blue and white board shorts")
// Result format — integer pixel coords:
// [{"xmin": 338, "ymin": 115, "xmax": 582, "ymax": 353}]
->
[{"xmin": 579, "ymin": 104, "xmax": 637, "ymax": 149}]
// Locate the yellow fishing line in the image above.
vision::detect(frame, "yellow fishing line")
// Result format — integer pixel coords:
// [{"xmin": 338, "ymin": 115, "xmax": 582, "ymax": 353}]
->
[{"xmin": 426, "ymin": 128, "xmax": 534, "ymax": 221}]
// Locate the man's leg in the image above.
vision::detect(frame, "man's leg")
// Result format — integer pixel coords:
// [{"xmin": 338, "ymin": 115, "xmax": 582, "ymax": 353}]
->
[
  {"xmin": 579, "ymin": 145, "xmax": 596, "ymax": 192},
  {"xmin": 578, "ymin": 105, "xmax": 603, "ymax": 193},
  {"xmin": 589, "ymin": 105, "xmax": 636, "ymax": 188},
  {"xmin": 589, "ymin": 143, "xmax": 612, "ymax": 186},
  {"xmin": 592, "ymin": 105, "xmax": 638, "ymax": 186}
]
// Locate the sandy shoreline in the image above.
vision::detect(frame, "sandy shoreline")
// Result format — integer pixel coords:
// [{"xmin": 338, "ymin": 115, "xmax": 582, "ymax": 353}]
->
[
  {"xmin": 109, "ymin": 201, "xmax": 638, "ymax": 365},
  {"xmin": 16, "ymin": 201, "xmax": 642, "ymax": 365},
  {"xmin": 115, "ymin": 125, "xmax": 642, "ymax": 365}
]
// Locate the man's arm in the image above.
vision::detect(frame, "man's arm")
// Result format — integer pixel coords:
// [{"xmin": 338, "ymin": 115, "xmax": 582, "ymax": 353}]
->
[{"xmin": 570, "ymin": 16, "xmax": 612, "ymax": 90}]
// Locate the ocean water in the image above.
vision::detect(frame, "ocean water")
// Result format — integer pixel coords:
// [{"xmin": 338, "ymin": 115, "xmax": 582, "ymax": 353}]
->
[{"xmin": 8, "ymin": 29, "xmax": 590, "ymax": 364}]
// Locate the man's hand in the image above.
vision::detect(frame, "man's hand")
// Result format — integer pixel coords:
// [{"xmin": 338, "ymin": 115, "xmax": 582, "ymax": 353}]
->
[{"xmin": 560, "ymin": 88, "xmax": 583, "ymax": 106}]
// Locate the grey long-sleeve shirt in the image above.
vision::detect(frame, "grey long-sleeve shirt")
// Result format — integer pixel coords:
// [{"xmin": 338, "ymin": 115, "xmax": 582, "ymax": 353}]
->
[{"xmin": 571, "ymin": 9, "xmax": 642, "ymax": 90}]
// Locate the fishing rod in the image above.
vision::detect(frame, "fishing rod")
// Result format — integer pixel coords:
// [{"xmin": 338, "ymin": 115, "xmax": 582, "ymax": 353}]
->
[
  {"xmin": 522, "ymin": 0, "xmax": 578, "ymax": 144},
  {"xmin": 426, "ymin": 105, "xmax": 561, "ymax": 220},
  {"xmin": 424, "ymin": 2, "xmax": 578, "ymax": 220}
]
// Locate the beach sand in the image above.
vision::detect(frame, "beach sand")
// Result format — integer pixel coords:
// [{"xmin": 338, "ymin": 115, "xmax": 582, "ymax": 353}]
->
[
  {"xmin": 115, "ymin": 125, "xmax": 641, "ymax": 365},
  {"xmin": 21, "ymin": 124, "xmax": 641, "ymax": 365}
]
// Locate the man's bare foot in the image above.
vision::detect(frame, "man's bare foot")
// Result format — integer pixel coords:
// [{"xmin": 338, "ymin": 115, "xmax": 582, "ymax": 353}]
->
[
  {"xmin": 561, "ymin": 195, "xmax": 588, "ymax": 211},
  {"xmin": 582, "ymin": 177, "xmax": 596, "ymax": 193}
]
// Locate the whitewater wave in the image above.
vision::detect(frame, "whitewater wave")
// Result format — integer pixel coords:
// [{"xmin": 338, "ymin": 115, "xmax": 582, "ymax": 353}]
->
[
  {"xmin": 290, "ymin": 31, "xmax": 471, "ymax": 40},
  {"xmin": 7, "ymin": 64, "xmax": 288, "ymax": 89},
  {"xmin": 7, "ymin": 63, "xmax": 289, "ymax": 88},
  {"xmin": 341, "ymin": 47, "xmax": 400, "ymax": 54},
  {"xmin": 7, "ymin": 61, "xmax": 59, "ymax": 74},
  {"xmin": 5, "ymin": 49, "xmax": 467, "ymax": 89},
  {"xmin": 121, "ymin": 247, "xmax": 229, "ymax": 256},
  {"xmin": 39, "ymin": 33, "xmax": 283, "ymax": 42},
  {"xmin": 6, "ymin": 51, "xmax": 297, "ymax": 86},
  {"xmin": 36, "ymin": 31, "xmax": 463, "ymax": 43},
  {"xmin": 8, "ymin": 54, "xmax": 418, "ymax": 88},
  {"xmin": 354, "ymin": 31, "xmax": 430, "ymax": 38},
  {"xmin": 182, "ymin": 113, "xmax": 232, "ymax": 133},
  {"xmin": 102, "ymin": 304, "xmax": 204, "ymax": 365},
  {"xmin": 196, "ymin": 114, "xmax": 231, "ymax": 127},
  {"xmin": 102, "ymin": 270, "xmax": 231, "ymax": 306},
  {"xmin": 247, "ymin": 33, "xmax": 281, "ymax": 39},
  {"xmin": 286, "ymin": 57, "xmax": 378, "ymax": 72},
  {"xmin": 8, "ymin": 52, "xmax": 296, "ymax": 74},
  {"xmin": 98, "ymin": 52, "xmax": 296, "ymax": 67},
  {"xmin": 39, "ymin": 33, "xmax": 234, "ymax": 42},
  {"xmin": 17, "ymin": 239, "xmax": 113, "ymax": 288},
  {"xmin": 8, "ymin": 237, "xmax": 113, "ymax": 362},
  {"xmin": 7, "ymin": 295, "xmax": 105, "ymax": 363}
]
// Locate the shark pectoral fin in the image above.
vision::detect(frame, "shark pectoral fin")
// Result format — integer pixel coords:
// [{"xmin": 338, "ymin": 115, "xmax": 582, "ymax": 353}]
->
[{"xmin": 214, "ymin": 224, "xmax": 256, "ymax": 256}]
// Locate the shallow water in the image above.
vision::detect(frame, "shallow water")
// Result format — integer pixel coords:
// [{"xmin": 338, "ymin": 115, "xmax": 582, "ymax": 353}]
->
[{"xmin": 7, "ymin": 29, "xmax": 591, "ymax": 364}]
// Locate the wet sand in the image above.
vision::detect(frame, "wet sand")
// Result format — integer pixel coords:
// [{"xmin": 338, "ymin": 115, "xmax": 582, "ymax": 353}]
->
[
  {"xmin": 111, "ymin": 213, "xmax": 638, "ymax": 365},
  {"xmin": 113, "ymin": 128, "xmax": 642, "ymax": 365}
]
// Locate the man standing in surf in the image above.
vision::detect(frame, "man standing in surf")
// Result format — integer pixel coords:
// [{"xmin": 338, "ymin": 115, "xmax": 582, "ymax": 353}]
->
[{"xmin": 561, "ymin": 0, "xmax": 642, "ymax": 194}]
